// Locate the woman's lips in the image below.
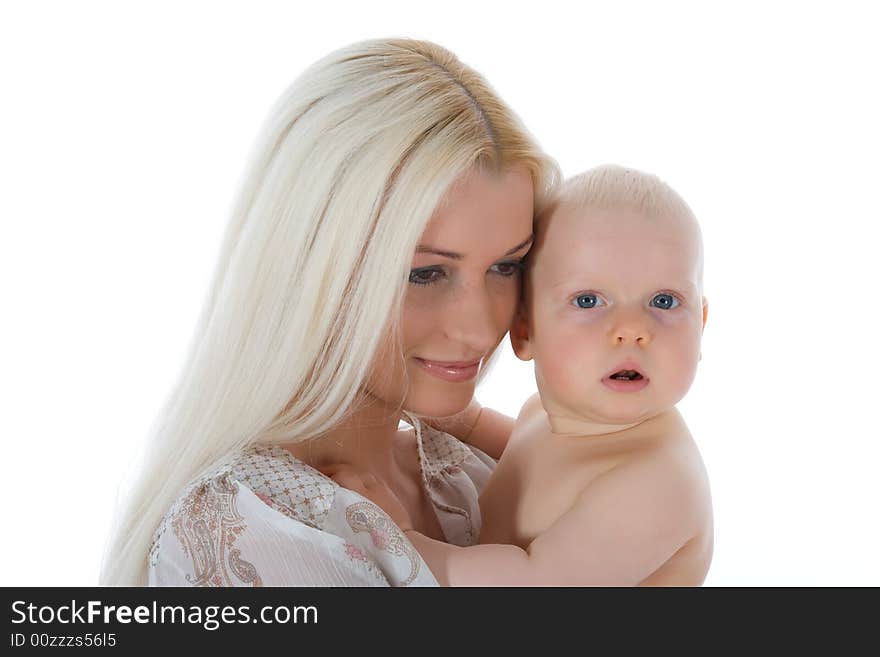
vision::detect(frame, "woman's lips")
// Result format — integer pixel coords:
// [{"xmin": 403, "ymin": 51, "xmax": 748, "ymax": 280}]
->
[{"xmin": 415, "ymin": 358, "xmax": 481, "ymax": 383}]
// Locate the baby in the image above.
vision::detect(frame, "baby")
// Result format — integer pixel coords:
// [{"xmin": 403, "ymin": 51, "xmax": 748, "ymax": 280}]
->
[{"xmin": 333, "ymin": 164, "xmax": 713, "ymax": 586}]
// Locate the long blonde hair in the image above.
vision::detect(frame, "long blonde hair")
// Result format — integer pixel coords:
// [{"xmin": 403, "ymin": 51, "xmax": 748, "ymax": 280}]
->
[{"xmin": 100, "ymin": 38, "xmax": 559, "ymax": 585}]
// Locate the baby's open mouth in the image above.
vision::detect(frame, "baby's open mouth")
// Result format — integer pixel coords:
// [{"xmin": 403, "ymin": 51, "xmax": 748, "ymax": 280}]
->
[{"xmin": 609, "ymin": 369, "xmax": 643, "ymax": 381}]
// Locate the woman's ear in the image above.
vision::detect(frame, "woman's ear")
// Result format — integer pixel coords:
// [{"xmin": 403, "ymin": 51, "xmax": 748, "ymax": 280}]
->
[
  {"xmin": 509, "ymin": 307, "xmax": 533, "ymax": 361},
  {"xmin": 701, "ymin": 296, "xmax": 709, "ymax": 332}
]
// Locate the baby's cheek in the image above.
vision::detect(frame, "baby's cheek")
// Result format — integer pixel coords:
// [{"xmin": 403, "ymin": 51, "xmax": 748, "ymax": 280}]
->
[
  {"xmin": 661, "ymin": 330, "xmax": 702, "ymax": 402},
  {"xmin": 538, "ymin": 352, "xmax": 571, "ymax": 389},
  {"xmin": 536, "ymin": 334, "xmax": 592, "ymax": 396}
]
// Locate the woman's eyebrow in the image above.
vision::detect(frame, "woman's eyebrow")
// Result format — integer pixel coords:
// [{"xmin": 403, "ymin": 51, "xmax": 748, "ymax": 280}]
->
[
  {"xmin": 415, "ymin": 234, "xmax": 534, "ymax": 260},
  {"xmin": 504, "ymin": 235, "xmax": 534, "ymax": 255}
]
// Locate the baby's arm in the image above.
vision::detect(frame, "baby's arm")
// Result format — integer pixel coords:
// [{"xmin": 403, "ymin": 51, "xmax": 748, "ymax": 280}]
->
[
  {"xmin": 447, "ymin": 457, "xmax": 702, "ymax": 585},
  {"xmin": 422, "ymin": 399, "xmax": 515, "ymax": 460},
  {"xmin": 332, "ymin": 456, "xmax": 704, "ymax": 586}
]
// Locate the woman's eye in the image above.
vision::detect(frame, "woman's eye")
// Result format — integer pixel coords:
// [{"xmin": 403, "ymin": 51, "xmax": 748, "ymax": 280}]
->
[
  {"xmin": 572, "ymin": 293, "xmax": 605, "ymax": 309},
  {"xmin": 490, "ymin": 260, "xmax": 525, "ymax": 277},
  {"xmin": 650, "ymin": 293, "xmax": 680, "ymax": 310},
  {"xmin": 408, "ymin": 267, "xmax": 445, "ymax": 286}
]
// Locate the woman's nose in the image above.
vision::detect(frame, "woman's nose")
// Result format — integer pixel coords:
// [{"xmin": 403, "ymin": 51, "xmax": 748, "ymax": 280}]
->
[{"xmin": 443, "ymin": 284, "xmax": 500, "ymax": 353}]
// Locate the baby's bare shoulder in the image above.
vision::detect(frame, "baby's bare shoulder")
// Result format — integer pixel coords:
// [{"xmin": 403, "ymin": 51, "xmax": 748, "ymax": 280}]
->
[
  {"xmin": 504, "ymin": 393, "xmax": 550, "ymax": 448},
  {"xmin": 630, "ymin": 413, "xmax": 705, "ymax": 480},
  {"xmin": 651, "ymin": 412, "xmax": 710, "ymax": 491},
  {"xmin": 576, "ymin": 422, "xmax": 710, "ymax": 524},
  {"xmin": 517, "ymin": 392, "xmax": 544, "ymax": 421}
]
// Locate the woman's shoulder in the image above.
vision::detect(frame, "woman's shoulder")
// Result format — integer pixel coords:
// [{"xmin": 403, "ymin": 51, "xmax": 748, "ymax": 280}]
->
[
  {"xmin": 151, "ymin": 444, "xmax": 337, "ymax": 547},
  {"xmin": 148, "ymin": 444, "xmax": 369, "ymax": 586},
  {"xmin": 147, "ymin": 463, "xmax": 262, "ymax": 586},
  {"xmin": 228, "ymin": 443, "xmax": 338, "ymax": 529},
  {"xmin": 148, "ymin": 443, "xmax": 437, "ymax": 587}
]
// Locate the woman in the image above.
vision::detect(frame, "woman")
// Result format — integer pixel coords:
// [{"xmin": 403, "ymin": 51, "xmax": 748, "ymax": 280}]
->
[{"xmin": 100, "ymin": 38, "xmax": 559, "ymax": 586}]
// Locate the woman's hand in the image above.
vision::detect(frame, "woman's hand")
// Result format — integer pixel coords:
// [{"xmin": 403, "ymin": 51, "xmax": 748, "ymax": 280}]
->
[{"xmin": 319, "ymin": 465, "xmax": 414, "ymax": 532}]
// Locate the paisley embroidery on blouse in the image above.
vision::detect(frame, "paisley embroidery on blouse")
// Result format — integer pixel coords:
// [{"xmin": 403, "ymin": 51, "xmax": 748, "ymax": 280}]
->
[
  {"xmin": 170, "ymin": 473, "xmax": 262, "ymax": 587},
  {"xmin": 342, "ymin": 541, "xmax": 386, "ymax": 581},
  {"xmin": 345, "ymin": 502, "xmax": 420, "ymax": 586}
]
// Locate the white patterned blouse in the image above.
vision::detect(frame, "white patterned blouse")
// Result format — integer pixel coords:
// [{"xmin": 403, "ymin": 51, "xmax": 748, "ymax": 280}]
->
[{"xmin": 147, "ymin": 423, "xmax": 495, "ymax": 586}]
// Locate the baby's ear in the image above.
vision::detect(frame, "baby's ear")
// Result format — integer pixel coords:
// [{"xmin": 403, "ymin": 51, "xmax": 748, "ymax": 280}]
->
[
  {"xmin": 701, "ymin": 296, "xmax": 709, "ymax": 331},
  {"xmin": 509, "ymin": 307, "xmax": 533, "ymax": 361}
]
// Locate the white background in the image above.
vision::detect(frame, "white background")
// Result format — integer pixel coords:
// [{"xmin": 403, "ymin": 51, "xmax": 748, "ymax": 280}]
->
[{"xmin": 2, "ymin": 1, "xmax": 878, "ymax": 586}]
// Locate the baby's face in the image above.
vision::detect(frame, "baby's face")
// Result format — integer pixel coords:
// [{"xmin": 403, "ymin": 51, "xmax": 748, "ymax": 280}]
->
[{"xmin": 515, "ymin": 204, "xmax": 706, "ymax": 427}]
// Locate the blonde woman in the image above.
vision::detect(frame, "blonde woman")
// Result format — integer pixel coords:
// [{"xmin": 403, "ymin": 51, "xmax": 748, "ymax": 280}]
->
[{"xmin": 100, "ymin": 38, "xmax": 559, "ymax": 586}]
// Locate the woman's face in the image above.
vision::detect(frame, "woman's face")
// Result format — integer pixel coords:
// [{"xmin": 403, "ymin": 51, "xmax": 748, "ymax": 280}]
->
[{"xmin": 367, "ymin": 165, "xmax": 535, "ymax": 418}]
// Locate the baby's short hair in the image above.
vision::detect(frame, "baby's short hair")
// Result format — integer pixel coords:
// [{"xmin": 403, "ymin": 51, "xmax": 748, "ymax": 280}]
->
[
  {"xmin": 534, "ymin": 164, "xmax": 704, "ymax": 291},
  {"xmin": 548, "ymin": 164, "xmax": 696, "ymax": 222}
]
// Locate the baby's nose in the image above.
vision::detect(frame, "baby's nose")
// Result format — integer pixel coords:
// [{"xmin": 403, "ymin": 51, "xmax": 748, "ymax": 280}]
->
[{"xmin": 613, "ymin": 325, "xmax": 651, "ymax": 346}]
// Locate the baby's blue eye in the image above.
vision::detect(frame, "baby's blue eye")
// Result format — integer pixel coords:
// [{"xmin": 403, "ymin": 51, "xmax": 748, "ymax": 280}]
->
[
  {"xmin": 650, "ymin": 293, "xmax": 680, "ymax": 310},
  {"xmin": 573, "ymin": 293, "xmax": 605, "ymax": 309}
]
